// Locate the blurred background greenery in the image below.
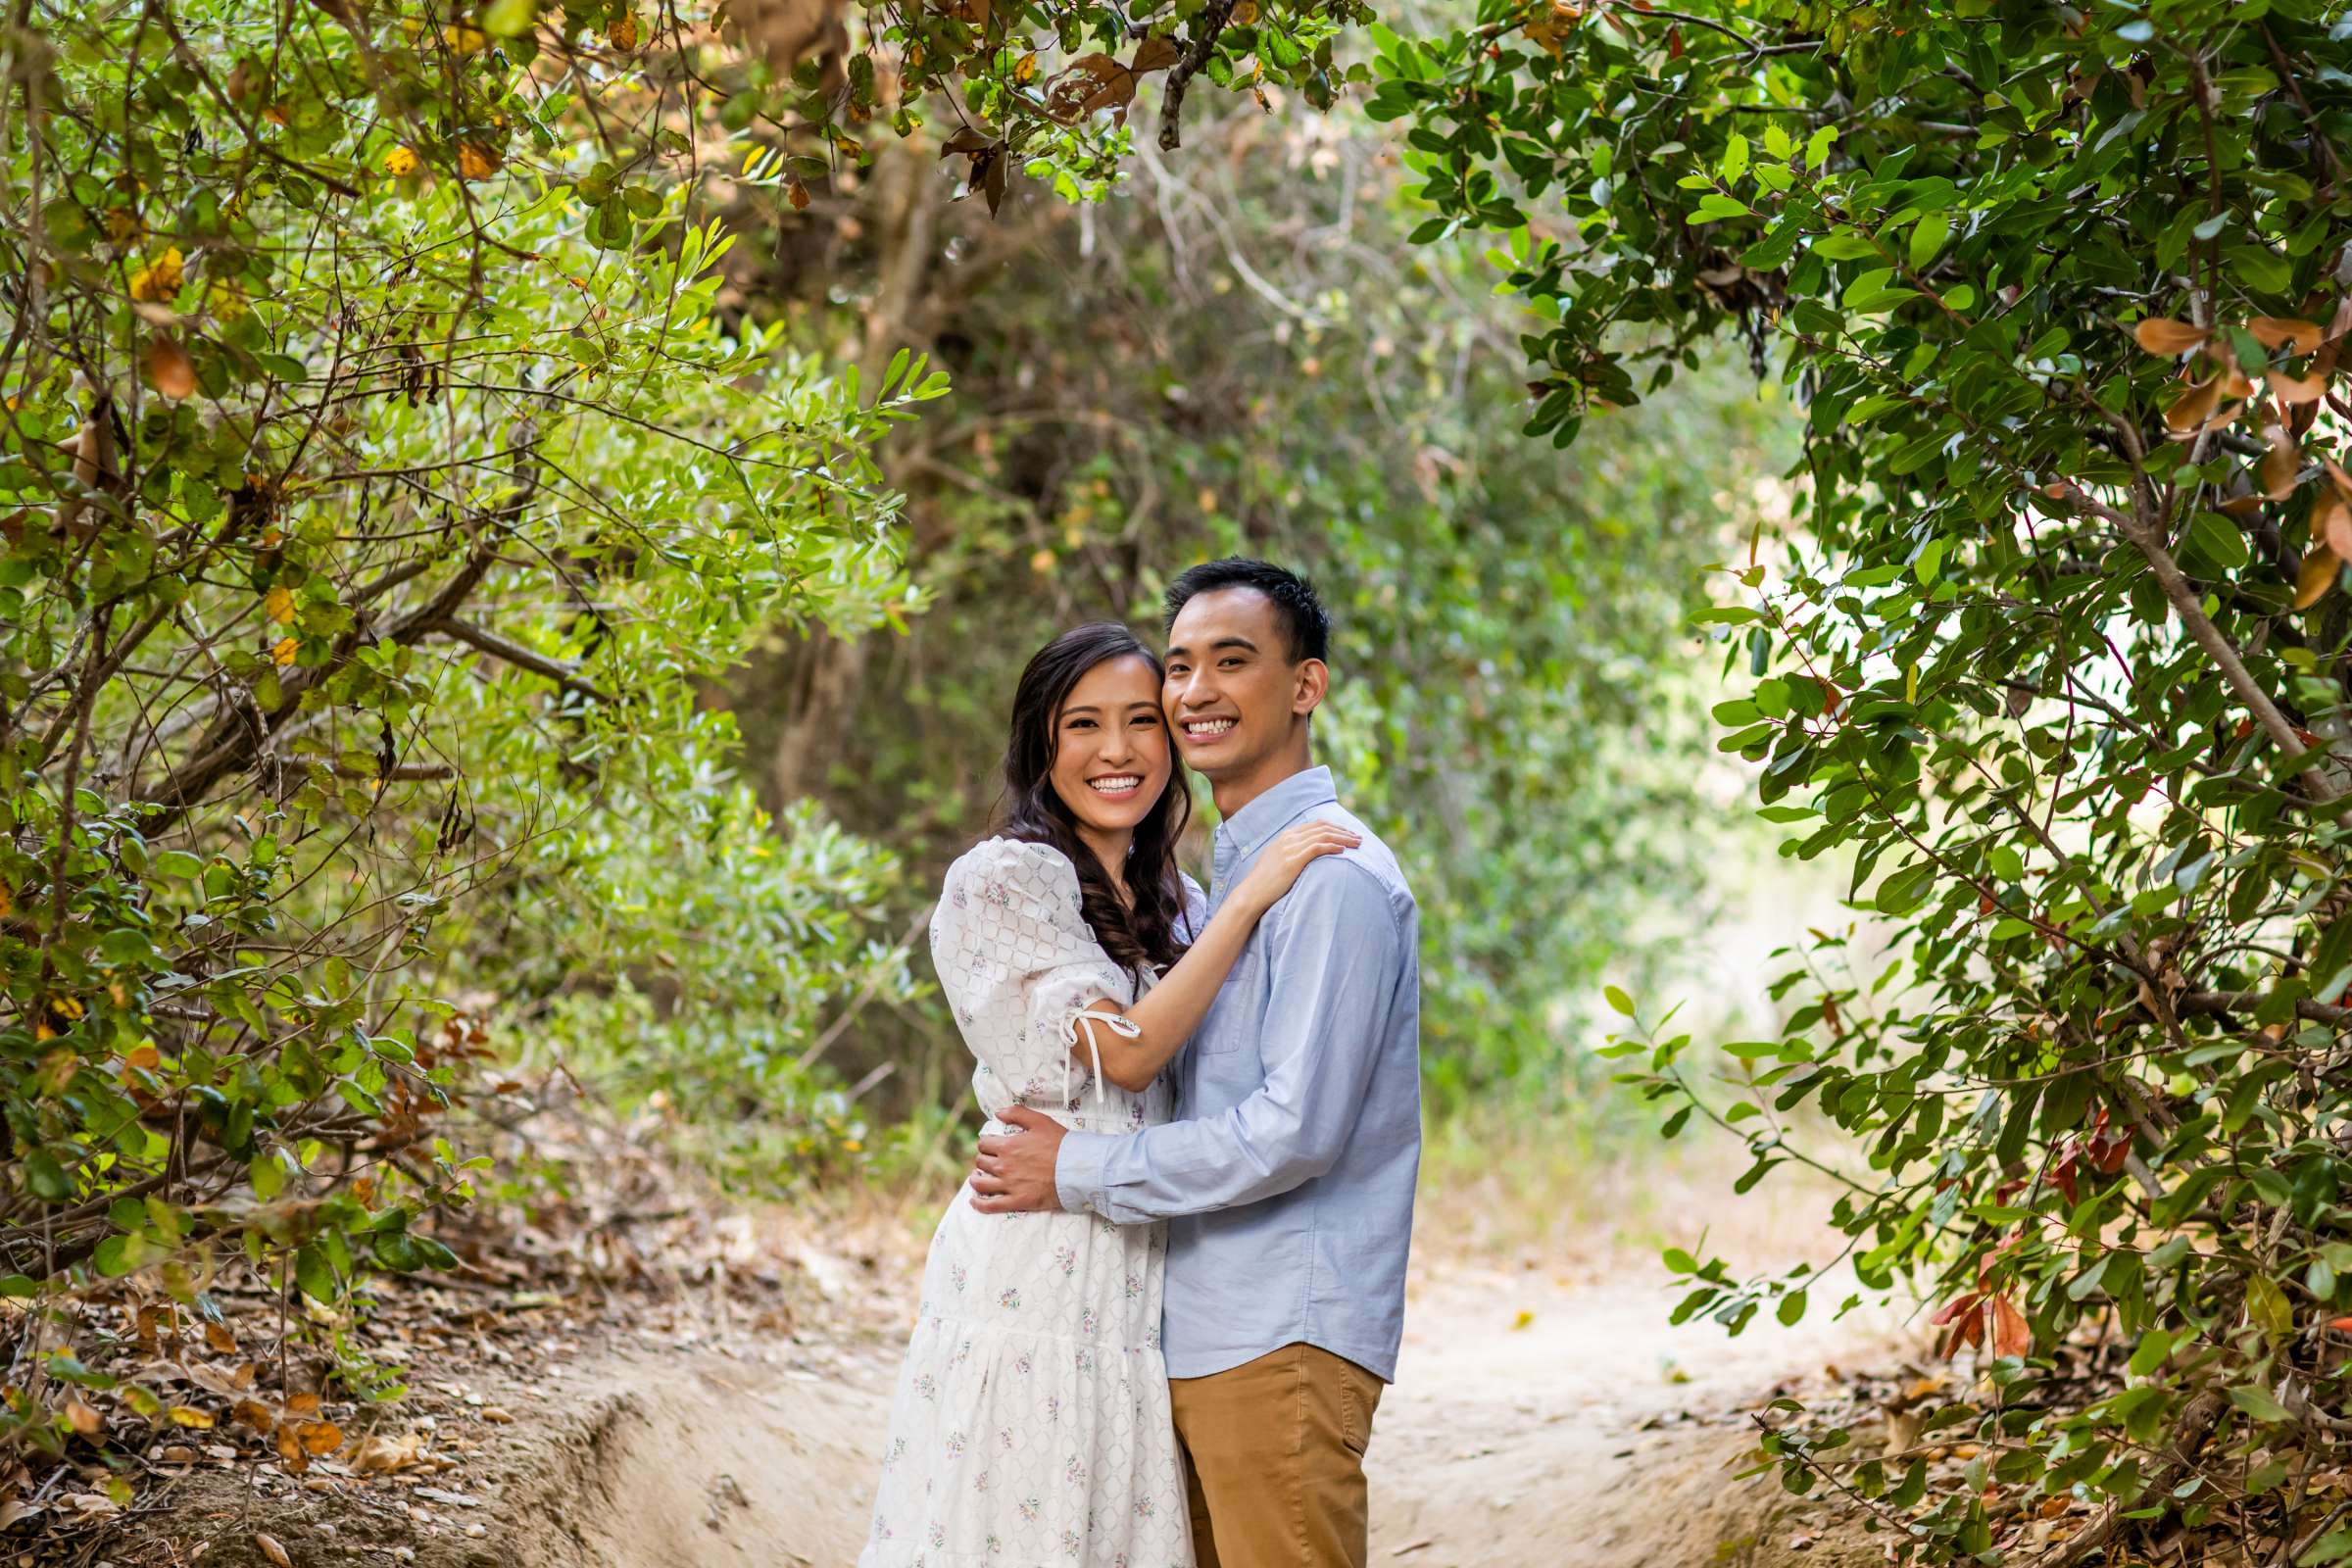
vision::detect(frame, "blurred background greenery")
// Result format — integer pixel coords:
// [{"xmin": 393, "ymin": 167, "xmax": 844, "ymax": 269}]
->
[{"xmin": 500, "ymin": 98, "xmax": 1816, "ymax": 1205}]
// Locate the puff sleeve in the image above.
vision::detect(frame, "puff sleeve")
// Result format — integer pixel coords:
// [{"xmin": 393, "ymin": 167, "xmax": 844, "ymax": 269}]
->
[{"xmin": 930, "ymin": 837, "xmax": 1139, "ymax": 1119}]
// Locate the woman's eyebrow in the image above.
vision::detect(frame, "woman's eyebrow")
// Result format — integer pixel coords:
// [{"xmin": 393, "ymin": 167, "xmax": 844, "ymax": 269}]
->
[{"xmin": 1061, "ymin": 705, "xmax": 1102, "ymax": 717}]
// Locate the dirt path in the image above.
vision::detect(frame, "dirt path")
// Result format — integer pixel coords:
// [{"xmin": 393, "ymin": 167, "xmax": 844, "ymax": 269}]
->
[{"xmin": 457, "ymin": 1259, "xmax": 1912, "ymax": 1568}]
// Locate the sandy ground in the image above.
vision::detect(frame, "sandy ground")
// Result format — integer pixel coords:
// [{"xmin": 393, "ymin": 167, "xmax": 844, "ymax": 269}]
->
[
  {"xmin": 412, "ymin": 1259, "xmax": 1913, "ymax": 1568},
  {"xmin": 114, "ymin": 1168, "xmax": 1924, "ymax": 1568}
]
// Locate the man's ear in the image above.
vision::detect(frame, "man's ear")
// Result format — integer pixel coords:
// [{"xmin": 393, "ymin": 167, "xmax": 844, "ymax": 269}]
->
[{"xmin": 1292, "ymin": 659, "xmax": 1330, "ymax": 717}]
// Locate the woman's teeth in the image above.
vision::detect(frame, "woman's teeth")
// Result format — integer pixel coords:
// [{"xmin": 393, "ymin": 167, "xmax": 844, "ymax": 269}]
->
[{"xmin": 1089, "ymin": 776, "xmax": 1142, "ymax": 794}]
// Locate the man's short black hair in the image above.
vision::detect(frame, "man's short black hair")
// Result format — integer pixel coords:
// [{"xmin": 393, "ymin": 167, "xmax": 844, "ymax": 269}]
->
[{"xmin": 1163, "ymin": 558, "xmax": 1331, "ymax": 665}]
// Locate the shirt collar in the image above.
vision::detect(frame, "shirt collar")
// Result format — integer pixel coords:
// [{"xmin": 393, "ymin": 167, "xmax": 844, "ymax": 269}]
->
[{"xmin": 1213, "ymin": 765, "xmax": 1339, "ymax": 860}]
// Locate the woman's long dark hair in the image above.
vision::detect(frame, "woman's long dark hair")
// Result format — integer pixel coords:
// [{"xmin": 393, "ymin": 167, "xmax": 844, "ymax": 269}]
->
[{"xmin": 999, "ymin": 622, "xmax": 1193, "ymax": 974}]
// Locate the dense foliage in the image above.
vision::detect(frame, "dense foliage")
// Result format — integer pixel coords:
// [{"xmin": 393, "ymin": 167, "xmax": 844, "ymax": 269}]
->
[
  {"xmin": 0, "ymin": 0, "xmax": 928, "ymax": 1463},
  {"xmin": 1365, "ymin": 0, "xmax": 2352, "ymax": 1559},
  {"xmin": 714, "ymin": 106, "xmax": 1789, "ymax": 1123}
]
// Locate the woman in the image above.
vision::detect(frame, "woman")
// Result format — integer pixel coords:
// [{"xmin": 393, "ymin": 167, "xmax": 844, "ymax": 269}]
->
[{"xmin": 858, "ymin": 622, "xmax": 1355, "ymax": 1568}]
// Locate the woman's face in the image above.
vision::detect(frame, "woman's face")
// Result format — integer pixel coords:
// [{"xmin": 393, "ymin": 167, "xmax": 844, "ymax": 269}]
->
[{"xmin": 1050, "ymin": 654, "xmax": 1173, "ymax": 845}]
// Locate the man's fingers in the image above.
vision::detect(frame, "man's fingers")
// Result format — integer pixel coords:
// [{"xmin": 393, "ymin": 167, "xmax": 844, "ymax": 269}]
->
[
  {"xmin": 976, "ymin": 1135, "xmax": 1006, "ymax": 1157},
  {"xmin": 975, "ymin": 1152, "xmax": 1004, "ymax": 1176},
  {"xmin": 970, "ymin": 1172, "xmax": 1009, "ymax": 1197}
]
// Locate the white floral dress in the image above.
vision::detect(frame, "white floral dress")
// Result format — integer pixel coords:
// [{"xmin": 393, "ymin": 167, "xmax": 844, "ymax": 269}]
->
[{"xmin": 858, "ymin": 836, "xmax": 1201, "ymax": 1568}]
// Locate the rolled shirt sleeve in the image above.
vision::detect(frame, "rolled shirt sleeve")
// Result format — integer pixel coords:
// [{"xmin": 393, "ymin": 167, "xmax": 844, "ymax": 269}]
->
[{"xmin": 1054, "ymin": 858, "xmax": 1403, "ymax": 1223}]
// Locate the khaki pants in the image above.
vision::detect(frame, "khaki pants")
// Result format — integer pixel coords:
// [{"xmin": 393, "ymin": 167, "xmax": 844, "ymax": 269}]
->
[{"xmin": 1169, "ymin": 1343, "xmax": 1385, "ymax": 1568}]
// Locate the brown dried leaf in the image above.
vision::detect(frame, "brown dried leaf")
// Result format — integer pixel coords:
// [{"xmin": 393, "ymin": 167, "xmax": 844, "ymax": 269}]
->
[
  {"xmin": 351, "ymin": 1431, "xmax": 423, "ymax": 1473},
  {"xmin": 2163, "ymin": 374, "xmax": 2222, "ymax": 435},
  {"xmin": 983, "ymin": 148, "xmax": 1006, "ymax": 216},
  {"xmin": 285, "ymin": 1393, "xmax": 321, "ymax": 1418},
  {"xmin": 2133, "ymin": 317, "xmax": 2210, "ymax": 356},
  {"xmin": 2296, "ymin": 544, "xmax": 2339, "ymax": 611},
  {"xmin": 275, "ymin": 1424, "xmax": 310, "ymax": 1473},
  {"xmin": 231, "ymin": 1398, "xmax": 275, "ymax": 1433},
  {"xmin": 1131, "ymin": 36, "xmax": 1182, "ymax": 73},
  {"xmin": 2260, "ymin": 425, "xmax": 2302, "ymax": 501},
  {"xmin": 256, "ymin": 1532, "xmax": 292, "ymax": 1568},
  {"xmin": 718, "ymin": 0, "xmax": 852, "ymax": 84},
  {"xmin": 297, "ymin": 1421, "xmax": 345, "ymax": 1455},
  {"xmin": 2269, "ymin": 369, "xmax": 2328, "ymax": 405},
  {"xmin": 205, "ymin": 1322, "xmax": 237, "ymax": 1354},
  {"xmin": 1990, "ymin": 1294, "xmax": 2033, "ymax": 1358},
  {"xmin": 64, "ymin": 1397, "xmax": 102, "ymax": 1437},
  {"xmin": 1043, "ymin": 53, "xmax": 1135, "ymax": 122},
  {"xmin": 2248, "ymin": 316, "xmax": 2324, "ymax": 356},
  {"xmin": 2323, "ymin": 495, "xmax": 2352, "ymax": 562}
]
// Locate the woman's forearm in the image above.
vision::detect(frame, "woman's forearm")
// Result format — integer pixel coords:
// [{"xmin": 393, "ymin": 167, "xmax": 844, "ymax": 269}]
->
[{"xmin": 1071, "ymin": 898, "xmax": 1260, "ymax": 1090}]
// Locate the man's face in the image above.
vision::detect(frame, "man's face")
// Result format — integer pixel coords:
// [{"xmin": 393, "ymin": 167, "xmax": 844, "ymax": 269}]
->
[{"xmin": 1161, "ymin": 587, "xmax": 1307, "ymax": 781}]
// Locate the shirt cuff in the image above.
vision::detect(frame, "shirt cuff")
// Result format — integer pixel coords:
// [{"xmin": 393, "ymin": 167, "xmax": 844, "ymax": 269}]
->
[{"xmin": 1054, "ymin": 1130, "xmax": 1113, "ymax": 1215}]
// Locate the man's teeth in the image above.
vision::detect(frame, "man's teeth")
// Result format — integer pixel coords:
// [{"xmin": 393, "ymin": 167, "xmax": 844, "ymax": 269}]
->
[
  {"xmin": 1089, "ymin": 776, "xmax": 1141, "ymax": 793},
  {"xmin": 1185, "ymin": 718, "xmax": 1236, "ymax": 735}
]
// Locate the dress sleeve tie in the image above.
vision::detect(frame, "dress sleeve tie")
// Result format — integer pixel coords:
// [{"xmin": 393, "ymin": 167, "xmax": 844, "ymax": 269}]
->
[{"xmin": 1065, "ymin": 1005, "xmax": 1143, "ymax": 1109}]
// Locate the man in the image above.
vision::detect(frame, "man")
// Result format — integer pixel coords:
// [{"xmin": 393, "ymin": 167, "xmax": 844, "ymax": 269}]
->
[{"xmin": 972, "ymin": 558, "xmax": 1422, "ymax": 1568}]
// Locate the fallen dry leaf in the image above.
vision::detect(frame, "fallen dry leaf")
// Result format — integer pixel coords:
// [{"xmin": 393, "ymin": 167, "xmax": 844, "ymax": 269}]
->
[{"xmin": 256, "ymin": 1531, "xmax": 292, "ymax": 1568}]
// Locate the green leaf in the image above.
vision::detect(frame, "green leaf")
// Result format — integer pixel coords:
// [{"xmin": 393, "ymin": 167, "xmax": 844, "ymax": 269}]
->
[
  {"xmin": 2229, "ymin": 1384, "xmax": 2291, "ymax": 1423},
  {"xmin": 1907, "ymin": 212, "xmax": 1948, "ymax": 270}
]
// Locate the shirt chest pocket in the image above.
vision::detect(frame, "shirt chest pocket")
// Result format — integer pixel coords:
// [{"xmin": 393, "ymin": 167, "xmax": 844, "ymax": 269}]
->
[{"xmin": 1194, "ymin": 948, "xmax": 1263, "ymax": 1055}]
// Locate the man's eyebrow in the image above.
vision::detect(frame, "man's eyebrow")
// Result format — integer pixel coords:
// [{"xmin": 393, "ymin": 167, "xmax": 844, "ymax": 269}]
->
[{"xmin": 1163, "ymin": 634, "xmax": 1258, "ymax": 660}]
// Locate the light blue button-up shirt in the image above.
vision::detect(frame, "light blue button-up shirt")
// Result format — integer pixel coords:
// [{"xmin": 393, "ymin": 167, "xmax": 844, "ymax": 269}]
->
[{"xmin": 1054, "ymin": 764, "xmax": 1422, "ymax": 1382}]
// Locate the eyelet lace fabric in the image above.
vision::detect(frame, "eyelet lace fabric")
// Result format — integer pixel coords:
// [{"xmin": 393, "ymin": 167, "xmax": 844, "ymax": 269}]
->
[{"xmin": 857, "ymin": 837, "xmax": 1202, "ymax": 1568}]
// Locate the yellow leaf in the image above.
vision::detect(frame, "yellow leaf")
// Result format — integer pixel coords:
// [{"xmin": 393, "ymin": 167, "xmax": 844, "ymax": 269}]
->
[
  {"xmin": 127, "ymin": 247, "xmax": 185, "ymax": 304},
  {"xmin": 2132, "ymin": 316, "xmax": 2210, "ymax": 356},
  {"xmin": 1015, "ymin": 51, "xmax": 1037, "ymax": 82},
  {"xmin": 384, "ymin": 145, "xmax": 420, "ymax": 177},
  {"xmin": 271, "ymin": 636, "xmax": 300, "ymax": 667},
  {"xmin": 456, "ymin": 142, "xmax": 501, "ymax": 180},
  {"xmin": 608, "ymin": 11, "xmax": 639, "ymax": 49},
  {"xmin": 1028, "ymin": 548, "xmax": 1056, "ymax": 574},
  {"xmin": 2296, "ymin": 544, "xmax": 2338, "ymax": 610},
  {"xmin": 1232, "ymin": 0, "xmax": 1258, "ymax": 19},
  {"xmin": 1511, "ymin": 1309, "xmax": 1535, "ymax": 1331},
  {"xmin": 167, "ymin": 1406, "xmax": 215, "ymax": 1429},
  {"xmin": 264, "ymin": 586, "xmax": 296, "ymax": 624},
  {"xmin": 443, "ymin": 22, "xmax": 489, "ymax": 52},
  {"xmin": 103, "ymin": 208, "xmax": 145, "ymax": 246}
]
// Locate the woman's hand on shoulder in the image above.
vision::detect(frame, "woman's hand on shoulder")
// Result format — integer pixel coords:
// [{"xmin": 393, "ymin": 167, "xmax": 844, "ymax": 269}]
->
[{"xmin": 1230, "ymin": 821, "xmax": 1360, "ymax": 917}]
